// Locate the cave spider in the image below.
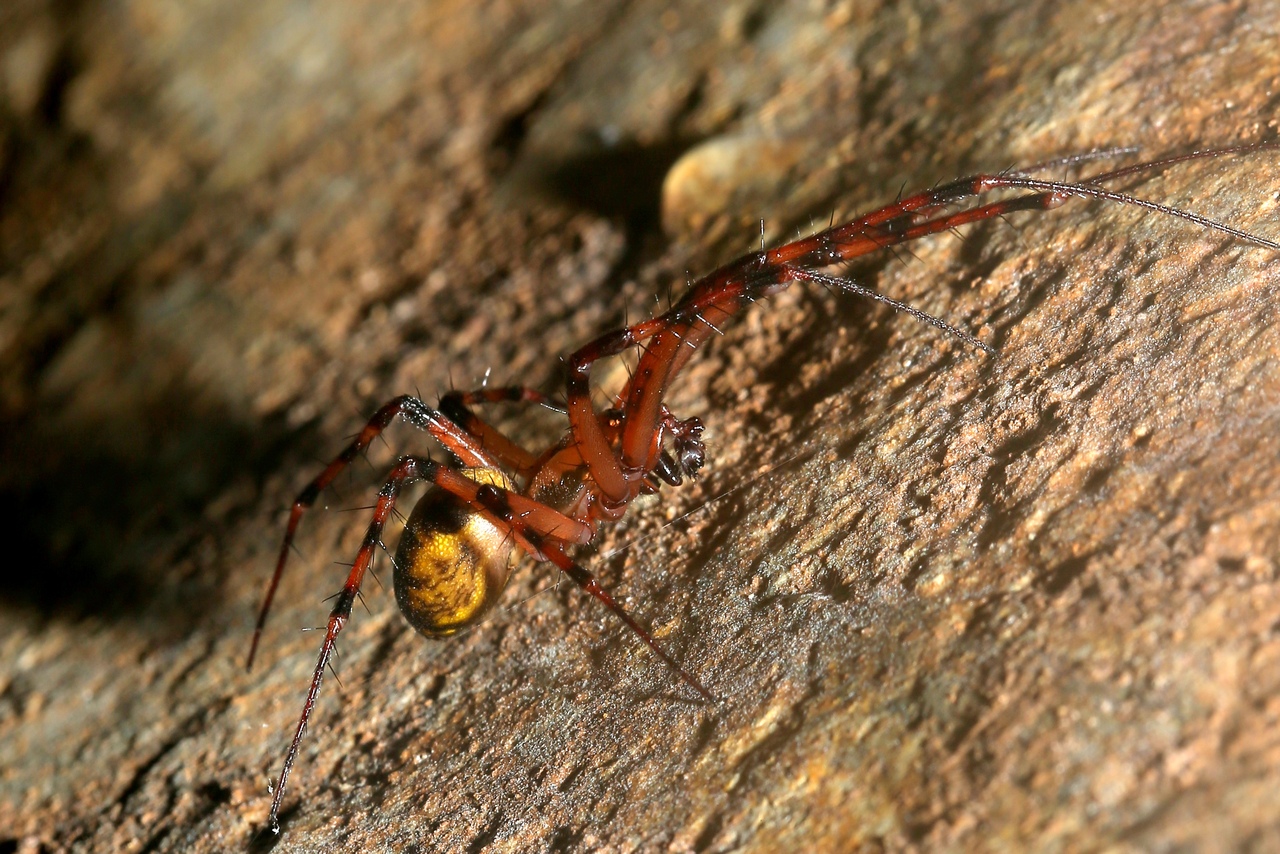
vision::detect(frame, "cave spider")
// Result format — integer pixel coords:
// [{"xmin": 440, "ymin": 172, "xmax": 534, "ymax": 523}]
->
[{"xmin": 250, "ymin": 140, "xmax": 1279, "ymax": 832}]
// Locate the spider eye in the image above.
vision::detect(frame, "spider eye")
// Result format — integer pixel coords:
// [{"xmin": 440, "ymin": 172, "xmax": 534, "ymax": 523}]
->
[{"xmin": 393, "ymin": 469, "xmax": 517, "ymax": 637}]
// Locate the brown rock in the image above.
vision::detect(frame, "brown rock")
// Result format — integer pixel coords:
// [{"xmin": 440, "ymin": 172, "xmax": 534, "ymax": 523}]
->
[{"xmin": 1, "ymin": 1, "xmax": 1278, "ymax": 851}]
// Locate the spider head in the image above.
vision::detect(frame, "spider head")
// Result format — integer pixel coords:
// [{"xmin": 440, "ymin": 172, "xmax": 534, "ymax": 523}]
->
[{"xmin": 393, "ymin": 467, "xmax": 518, "ymax": 637}]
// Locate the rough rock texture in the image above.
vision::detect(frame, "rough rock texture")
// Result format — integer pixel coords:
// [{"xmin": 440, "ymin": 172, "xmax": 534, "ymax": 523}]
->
[{"xmin": 2, "ymin": 1, "xmax": 1279, "ymax": 852}]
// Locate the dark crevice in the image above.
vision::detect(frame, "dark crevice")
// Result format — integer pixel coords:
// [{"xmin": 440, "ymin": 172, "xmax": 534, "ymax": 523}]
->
[
  {"xmin": 535, "ymin": 135, "xmax": 705, "ymax": 229},
  {"xmin": 35, "ymin": 40, "xmax": 79, "ymax": 127},
  {"xmin": 548, "ymin": 824, "xmax": 588, "ymax": 853},
  {"xmin": 691, "ymin": 811, "xmax": 725, "ymax": 851},
  {"xmin": 465, "ymin": 810, "xmax": 504, "ymax": 854},
  {"xmin": 738, "ymin": 5, "xmax": 770, "ymax": 42},
  {"xmin": 1038, "ymin": 552, "xmax": 1093, "ymax": 595},
  {"xmin": 899, "ymin": 551, "xmax": 934, "ymax": 594},
  {"xmin": 488, "ymin": 86, "xmax": 557, "ymax": 177}
]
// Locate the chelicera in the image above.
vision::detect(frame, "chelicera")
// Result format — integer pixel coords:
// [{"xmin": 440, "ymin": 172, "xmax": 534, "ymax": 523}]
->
[{"xmin": 250, "ymin": 141, "xmax": 1278, "ymax": 832}]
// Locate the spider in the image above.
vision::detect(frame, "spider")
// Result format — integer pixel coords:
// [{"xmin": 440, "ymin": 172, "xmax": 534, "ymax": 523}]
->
[{"xmin": 250, "ymin": 140, "xmax": 1278, "ymax": 832}]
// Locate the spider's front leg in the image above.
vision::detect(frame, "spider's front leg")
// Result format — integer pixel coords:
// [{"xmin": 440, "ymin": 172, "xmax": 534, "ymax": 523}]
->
[
  {"xmin": 560, "ymin": 258, "xmax": 793, "ymax": 514},
  {"xmin": 585, "ymin": 142, "xmax": 1280, "ymax": 490}
]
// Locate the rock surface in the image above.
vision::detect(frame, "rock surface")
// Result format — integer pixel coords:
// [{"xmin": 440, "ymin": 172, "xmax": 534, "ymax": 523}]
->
[{"xmin": 1, "ymin": 0, "xmax": 1279, "ymax": 851}]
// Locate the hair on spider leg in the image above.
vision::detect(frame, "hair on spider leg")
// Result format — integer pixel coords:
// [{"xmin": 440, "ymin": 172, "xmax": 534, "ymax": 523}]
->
[
  {"xmin": 695, "ymin": 310, "xmax": 726, "ymax": 337},
  {"xmin": 250, "ymin": 139, "xmax": 1280, "ymax": 832},
  {"xmin": 324, "ymin": 656, "xmax": 343, "ymax": 689},
  {"xmin": 334, "ymin": 502, "xmax": 380, "ymax": 514}
]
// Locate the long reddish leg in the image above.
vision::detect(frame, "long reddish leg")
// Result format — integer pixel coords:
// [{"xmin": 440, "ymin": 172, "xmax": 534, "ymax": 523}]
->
[
  {"xmin": 438, "ymin": 386, "xmax": 563, "ymax": 477},
  {"xmin": 442, "ymin": 385, "xmax": 563, "ymax": 410},
  {"xmin": 563, "ymin": 304, "xmax": 748, "ymax": 510},
  {"xmin": 564, "ymin": 337, "xmax": 635, "ymax": 506},
  {"xmin": 770, "ymin": 142, "xmax": 1280, "ymax": 274},
  {"xmin": 439, "ymin": 383, "xmax": 691, "ymax": 476},
  {"xmin": 460, "ymin": 482, "xmax": 714, "ymax": 700},
  {"xmin": 248, "ymin": 395, "xmax": 505, "ymax": 669},
  {"xmin": 561, "ymin": 255, "xmax": 986, "ymax": 506},
  {"xmin": 266, "ymin": 454, "xmax": 435, "ymax": 832},
  {"xmin": 535, "ymin": 540, "xmax": 714, "ymax": 702},
  {"xmin": 610, "ymin": 141, "xmax": 1280, "ymax": 475}
]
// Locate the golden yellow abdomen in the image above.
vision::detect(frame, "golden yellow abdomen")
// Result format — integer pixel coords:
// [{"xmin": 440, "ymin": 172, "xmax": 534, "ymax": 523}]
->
[{"xmin": 393, "ymin": 468, "xmax": 518, "ymax": 637}]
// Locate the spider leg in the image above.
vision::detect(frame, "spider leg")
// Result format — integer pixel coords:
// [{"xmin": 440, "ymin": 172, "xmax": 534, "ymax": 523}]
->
[
  {"xmin": 531, "ymin": 538, "xmax": 715, "ymax": 702},
  {"xmin": 611, "ymin": 259, "xmax": 799, "ymax": 476},
  {"xmin": 249, "ymin": 395, "xmax": 506, "ymax": 669},
  {"xmin": 439, "ymin": 386, "xmax": 564, "ymax": 477},
  {"xmin": 780, "ymin": 140, "xmax": 1280, "ymax": 272},
  {"xmin": 266, "ymin": 453, "xmax": 436, "ymax": 832},
  {"xmin": 563, "ymin": 293, "xmax": 768, "ymax": 511},
  {"xmin": 450, "ymin": 466, "xmax": 594, "ymax": 549},
  {"xmin": 783, "ymin": 266, "xmax": 992, "ymax": 351},
  {"xmin": 442, "ymin": 385, "xmax": 565, "ymax": 412},
  {"xmin": 1062, "ymin": 138, "xmax": 1279, "ymax": 186},
  {"xmin": 610, "ymin": 142, "xmax": 1280, "ymax": 474},
  {"xmin": 440, "ymin": 379, "xmax": 699, "ymax": 501},
  {"xmin": 564, "ymin": 328, "xmax": 655, "ymax": 507},
  {"xmin": 562, "ymin": 255, "xmax": 850, "ymax": 499}
]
